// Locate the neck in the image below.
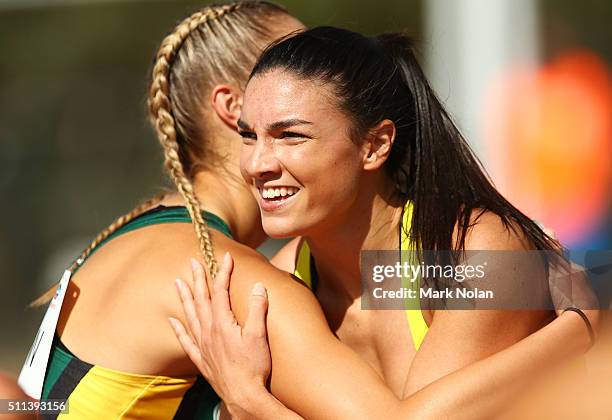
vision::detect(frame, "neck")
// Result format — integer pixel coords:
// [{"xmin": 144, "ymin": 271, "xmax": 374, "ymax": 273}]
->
[
  {"xmin": 190, "ymin": 169, "xmax": 266, "ymax": 249},
  {"xmin": 307, "ymin": 180, "xmax": 404, "ymax": 298}
]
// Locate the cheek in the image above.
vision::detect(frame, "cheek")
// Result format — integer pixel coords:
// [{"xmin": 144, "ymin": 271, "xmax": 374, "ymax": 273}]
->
[{"xmin": 293, "ymin": 143, "xmax": 364, "ymax": 206}]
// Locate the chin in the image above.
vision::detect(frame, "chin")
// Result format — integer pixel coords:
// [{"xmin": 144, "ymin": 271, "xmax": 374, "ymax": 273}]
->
[{"xmin": 262, "ymin": 217, "xmax": 303, "ymax": 239}]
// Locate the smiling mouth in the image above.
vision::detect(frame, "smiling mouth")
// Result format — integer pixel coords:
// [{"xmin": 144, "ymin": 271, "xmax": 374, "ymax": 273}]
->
[{"xmin": 258, "ymin": 186, "xmax": 300, "ymax": 204}]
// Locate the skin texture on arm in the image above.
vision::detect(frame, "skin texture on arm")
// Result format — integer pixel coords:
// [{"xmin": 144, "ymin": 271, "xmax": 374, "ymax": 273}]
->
[
  {"xmin": 400, "ymin": 310, "xmax": 593, "ymax": 419},
  {"xmin": 403, "ymin": 212, "xmax": 554, "ymax": 394},
  {"xmin": 224, "ymin": 248, "xmax": 402, "ymax": 418},
  {"xmin": 172, "ymin": 251, "xmax": 594, "ymax": 420}
]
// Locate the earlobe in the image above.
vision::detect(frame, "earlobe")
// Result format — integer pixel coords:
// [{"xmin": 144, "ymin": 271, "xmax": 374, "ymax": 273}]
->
[
  {"xmin": 363, "ymin": 119, "xmax": 396, "ymax": 171},
  {"xmin": 210, "ymin": 84, "xmax": 243, "ymax": 131}
]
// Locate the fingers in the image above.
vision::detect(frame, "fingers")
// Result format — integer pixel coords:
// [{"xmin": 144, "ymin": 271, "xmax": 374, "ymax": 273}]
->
[
  {"xmin": 202, "ymin": 254, "xmax": 214, "ymax": 298},
  {"xmin": 175, "ymin": 278, "xmax": 201, "ymax": 347},
  {"xmin": 168, "ymin": 317, "xmax": 206, "ymax": 374},
  {"xmin": 243, "ymin": 283, "xmax": 269, "ymax": 339},
  {"xmin": 211, "ymin": 252, "xmax": 237, "ymax": 326},
  {"xmin": 191, "ymin": 258, "xmax": 212, "ymax": 335}
]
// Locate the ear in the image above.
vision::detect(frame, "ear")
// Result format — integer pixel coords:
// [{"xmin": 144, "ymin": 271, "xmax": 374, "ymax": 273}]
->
[
  {"xmin": 362, "ymin": 119, "xmax": 396, "ymax": 171},
  {"xmin": 210, "ymin": 84, "xmax": 243, "ymax": 131}
]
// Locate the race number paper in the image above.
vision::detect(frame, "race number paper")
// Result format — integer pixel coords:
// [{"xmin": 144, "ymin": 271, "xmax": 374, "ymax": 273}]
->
[{"xmin": 18, "ymin": 270, "xmax": 72, "ymax": 399}]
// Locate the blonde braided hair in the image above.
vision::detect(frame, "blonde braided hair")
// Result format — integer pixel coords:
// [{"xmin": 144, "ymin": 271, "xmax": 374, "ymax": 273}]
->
[
  {"xmin": 32, "ymin": 1, "xmax": 291, "ymax": 306},
  {"xmin": 148, "ymin": 5, "xmax": 241, "ymax": 280},
  {"xmin": 148, "ymin": 1, "xmax": 289, "ymax": 278}
]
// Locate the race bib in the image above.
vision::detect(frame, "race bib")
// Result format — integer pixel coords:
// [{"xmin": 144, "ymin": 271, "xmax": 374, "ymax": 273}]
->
[{"xmin": 18, "ymin": 270, "xmax": 72, "ymax": 399}]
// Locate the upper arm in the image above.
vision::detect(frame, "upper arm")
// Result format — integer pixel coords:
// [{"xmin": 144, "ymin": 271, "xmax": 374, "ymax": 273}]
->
[
  {"xmin": 403, "ymin": 212, "xmax": 553, "ymax": 395},
  {"xmin": 270, "ymin": 237, "xmax": 302, "ymax": 272},
  {"xmin": 227, "ymin": 249, "xmax": 400, "ymax": 419}
]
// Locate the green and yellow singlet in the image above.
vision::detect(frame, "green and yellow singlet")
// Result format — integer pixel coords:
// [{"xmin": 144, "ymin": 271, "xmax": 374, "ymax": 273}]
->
[{"xmin": 41, "ymin": 206, "xmax": 226, "ymax": 419}]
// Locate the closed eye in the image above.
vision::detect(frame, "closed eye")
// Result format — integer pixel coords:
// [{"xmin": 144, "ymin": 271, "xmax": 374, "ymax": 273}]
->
[{"xmin": 238, "ymin": 130, "xmax": 257, "ymax": 141}]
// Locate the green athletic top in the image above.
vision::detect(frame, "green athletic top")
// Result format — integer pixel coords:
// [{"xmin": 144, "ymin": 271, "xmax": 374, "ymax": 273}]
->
[
  {"xmin": 42, "ymin": 205, "xmax": 231, "ymax": 419},
  {"xmin": 86, "ymin": 205, "xmax": 231, "ymax": 261}
]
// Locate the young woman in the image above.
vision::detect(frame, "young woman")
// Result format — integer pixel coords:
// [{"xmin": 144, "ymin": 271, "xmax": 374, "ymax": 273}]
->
[
  {"xmin": 170, "ymin": 27, "xmax": 599, "ymax": 419},
  {"xmin": 22, "ymin": 2, "xmax": 304, "ymax": 418}
]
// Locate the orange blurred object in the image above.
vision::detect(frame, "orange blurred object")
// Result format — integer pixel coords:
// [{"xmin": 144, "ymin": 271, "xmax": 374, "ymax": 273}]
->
[{"xmin": 485, "ymin": 51, "xmax": 612, "ymax": 244}]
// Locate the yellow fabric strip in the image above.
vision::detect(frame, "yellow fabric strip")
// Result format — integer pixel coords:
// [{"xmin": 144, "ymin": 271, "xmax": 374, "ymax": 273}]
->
[
  {"xmin": 293, "ymin": 201, "xmax": 429, "ymax": 351},
  {"xmin": 294, "ymin": 239, "xmax": 312, "ymax": 289},
  {"xmin": 401, "ymin": 202, "xmax": 429, "ymax": 351},
  {"xmin": 58, "ymin": 365, "xmax": 195, "ymax": 419}
]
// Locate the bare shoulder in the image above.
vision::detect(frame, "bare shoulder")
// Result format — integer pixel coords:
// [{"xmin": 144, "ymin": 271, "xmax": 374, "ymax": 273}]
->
[
  {"xmin": 221, "ymin": 238, "xmax": 322, "ymax": 326},
  {"xmin": 459, "ymin": 209, "xmax": 532, "ymax": 251},
  {"xmin": 452, "ymin": 209, "xmax": 550, "ymax": 299},
  {"xmin": 405, "ymin": 210, "xmax": 552, "ymax": 393},
  {"xmin": 270, "ymin": 236, "xmax": 304, "ymax": 272}
]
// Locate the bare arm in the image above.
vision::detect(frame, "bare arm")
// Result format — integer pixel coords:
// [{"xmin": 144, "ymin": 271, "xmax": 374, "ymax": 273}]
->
[
  {"xmin": 213, "ymin": 311, "xmax": 591, "ymax": 420},
  {"xmin": 400, "ymin": 310, "xmax": 592, "ymax": 419},
  {"xmin": 404, "ymin": 213, "xmax": 553, "ymax": 393},
  {"xmin": 171, "ymin": 250, "xmax": 594, "ymax": 419}
]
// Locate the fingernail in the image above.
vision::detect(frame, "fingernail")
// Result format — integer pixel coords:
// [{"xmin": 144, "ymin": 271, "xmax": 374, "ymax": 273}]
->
[
  {"xmin": 168, "ymin": 317, "xmax": 178, "ymax": 329},
  {"xmin": 190, "ymin": 258, "xmax": 200, "ymax": 272},
  {"xmin": 252, "ymin": 282, "xmax": 266, "ymax": 297},
  {"xmin": 175, "ymin": 278, "xmax": 183, "ymax": 291}
]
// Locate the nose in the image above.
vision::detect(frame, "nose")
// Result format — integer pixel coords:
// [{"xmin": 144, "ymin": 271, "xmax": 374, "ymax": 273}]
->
[{"xmin": 242, "ymin": 138, "xmax": 282, "ymax": 182}]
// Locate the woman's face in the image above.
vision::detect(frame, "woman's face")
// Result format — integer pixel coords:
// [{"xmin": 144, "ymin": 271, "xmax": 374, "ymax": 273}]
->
[{"xmin": 239, "ymin": 69, "xmax": 366, "ymax": 238}]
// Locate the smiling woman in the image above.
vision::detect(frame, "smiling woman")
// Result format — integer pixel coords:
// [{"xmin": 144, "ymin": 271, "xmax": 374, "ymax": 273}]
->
[
  {"xmin": 238, "ymin": 73, "xmax": 367, "ymax": 238},
  {"xmin": 236, "ymin": 116, "xmax": 311, "ymax": 210},
  {"xmin": 169, "ymin": 26, "xmax": 599, "ymax": 420}
]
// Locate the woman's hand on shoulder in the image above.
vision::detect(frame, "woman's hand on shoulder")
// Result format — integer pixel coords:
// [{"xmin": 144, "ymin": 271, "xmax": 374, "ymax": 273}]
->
[{"xmin": 169, "ymin": 253, "xmax": 274, "ymax": 418}]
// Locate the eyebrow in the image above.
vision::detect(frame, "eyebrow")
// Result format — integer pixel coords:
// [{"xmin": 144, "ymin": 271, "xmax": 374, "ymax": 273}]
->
[
  {"xmin": 237, "ymin": 118, "xmax": 312, "ymax": 132},
  {"xmin": 267, "ymin": 118, "xmax": 312, "ymax": 131}
]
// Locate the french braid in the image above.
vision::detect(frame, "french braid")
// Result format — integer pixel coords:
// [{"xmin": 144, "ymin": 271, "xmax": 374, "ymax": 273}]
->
[
  {"xmin": 148, "ymin": 4, "xmax": 243, "ymax": 279},
  {"xmin": 32, "ymin": 1, "xmax": 291, "ymax": 306}
]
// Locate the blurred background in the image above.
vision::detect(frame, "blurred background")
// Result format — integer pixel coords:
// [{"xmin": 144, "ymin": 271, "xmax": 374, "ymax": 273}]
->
[{"xmin": 0, "ymin": 0, "xmax": 610, "ymax": 395}]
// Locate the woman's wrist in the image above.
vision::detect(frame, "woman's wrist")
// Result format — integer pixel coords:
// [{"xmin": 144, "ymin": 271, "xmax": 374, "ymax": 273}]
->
[
  {"xmin": 223, "ymin": 384, "xmax": 273, "ymax": 420},
  {"xmin": 226, "ymin": 384, "xmax": 302, "ymax": 420},
  {"xmin": 561, "ymin": 309, "xmax": 598, "ymax": 352},
  {"xmin": 562, "ymin": 307, "xmax": 596, "ymax": 347}
]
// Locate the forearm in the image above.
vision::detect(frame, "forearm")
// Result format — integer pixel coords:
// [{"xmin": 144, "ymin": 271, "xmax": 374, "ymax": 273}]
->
[
  {"xmin": 400, "ymin": 311, "xmax": 592, "ymax": 419},
  {"xmin": 227, "ymin": 386, "xmax": 304, "ymax": 420},
  {"xmin": 226, "ymin": 277, "xmax": 591, "ymax": 418},
  {"xmin": 229, "ymin": 313, "xmax": 588, "ymax": 420}
]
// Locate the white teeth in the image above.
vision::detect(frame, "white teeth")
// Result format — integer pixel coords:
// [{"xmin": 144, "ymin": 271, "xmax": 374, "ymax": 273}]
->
[{"xmin": 261, "ymin": 187, "xmax": 299, "ymax": 199}]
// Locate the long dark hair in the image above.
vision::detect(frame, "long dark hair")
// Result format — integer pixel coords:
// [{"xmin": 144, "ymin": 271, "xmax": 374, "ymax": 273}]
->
[{"xmin": 249, "ymin": 26, "xmax": 560, "ymax": 262}]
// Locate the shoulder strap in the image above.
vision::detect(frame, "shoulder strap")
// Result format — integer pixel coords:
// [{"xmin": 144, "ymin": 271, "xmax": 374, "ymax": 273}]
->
[
  {"xmin": 294, "ymin": 239, "xmax": 313, "ymax": 290},
  {"xmin": 87, "ymin": 205, "xmax": 232, "ymax": 263},
  {"xmin": 401, "ymin": 201, "xmax": 429, "ymax": 350}
]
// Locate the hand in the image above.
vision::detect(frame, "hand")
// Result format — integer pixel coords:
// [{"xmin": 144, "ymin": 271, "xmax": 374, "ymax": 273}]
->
[
  {"xmin": 534, "ymin": 221, "xmax": 599, "ymax": 344},
  {"xmin": 538, "ymin": 224, "xmax": 600, "ymax": 343},
  {"xmin": 548, "ymin": 258, "xmax": 600, "ymax": 346},
  {"xmin": 169, "ymin": 253, "xmax": 272, "ymax": 416}
]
